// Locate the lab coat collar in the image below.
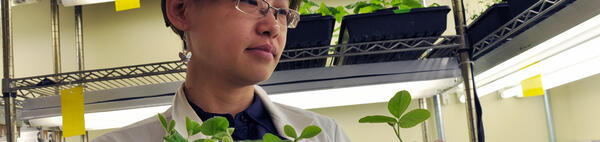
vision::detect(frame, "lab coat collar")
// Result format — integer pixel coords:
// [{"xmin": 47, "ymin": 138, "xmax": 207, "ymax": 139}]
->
[
  {"xmin": 170, "ymin": 84, "xmax": 315, "ymax": 140},
  {"xmin": 253, "ymin": 86, "xmax": 315, "ymax": 140},
  {"xmin": 171, "ymin": 84, "xmax": 208, "ymax": 140}
]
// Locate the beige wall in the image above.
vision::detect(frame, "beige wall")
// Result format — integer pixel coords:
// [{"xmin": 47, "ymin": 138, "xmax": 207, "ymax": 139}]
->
[
  {"xmin": 311, "ymin": 73, "xmax": 600, "ymax": 142},
  {"xmin": 310, "ymin": 100, "xmax": 431, "ymax": 142},
  {"xmin": 549, "ymin": 73, "xmax": 600, "ymax": 142},
  {"xmin": 477, "ymin": 92, "xmax": 549, "ymax": 141},
  {"xmin": 3, "ymin": 0, "xmax": 181, "ymax": 80}
]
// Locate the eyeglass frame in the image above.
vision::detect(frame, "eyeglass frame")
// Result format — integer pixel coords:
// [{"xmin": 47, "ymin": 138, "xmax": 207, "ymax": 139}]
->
[{"xmin": 234, "ymin": 0, "xmax": 300, "ymax": 29}]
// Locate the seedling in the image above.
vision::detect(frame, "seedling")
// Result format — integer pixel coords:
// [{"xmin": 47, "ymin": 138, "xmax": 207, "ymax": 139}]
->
[
  {"xmin": 158, "ymin": 114, "xmax": 321, "ymax": 142},
  {"xmin": 359, "ymin": 90, "xmax": 431, "ymax": 142}
]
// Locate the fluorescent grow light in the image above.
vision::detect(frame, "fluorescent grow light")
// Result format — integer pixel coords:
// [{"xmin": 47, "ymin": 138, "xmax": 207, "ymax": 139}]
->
[
  {"xmin": 269, "ymin": 78, "xmax": 455, "ymax": 109},
  {"xmin": 28, "ymin": 105, "xmax": 170, "ymax": 130},
  {"xmin": 474, "ymin": 13, "xmax": 600, "ymax": 96},
  {"xmin": 26, "ymin": 78, "xmax": 455, "ymax": 129},
  {"xmin": 60, "ymin": 0, "xmax": 114, "ymax": 6}
]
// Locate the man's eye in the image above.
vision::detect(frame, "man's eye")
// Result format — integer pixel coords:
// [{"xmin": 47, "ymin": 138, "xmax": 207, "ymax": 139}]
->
[
  {"xmin": 241, "ymin": 0, "xmax": 259, "ymax": 6},
  {"xmin": 277, "ymin": 9, "xmax": 289, "ymax": 15}
]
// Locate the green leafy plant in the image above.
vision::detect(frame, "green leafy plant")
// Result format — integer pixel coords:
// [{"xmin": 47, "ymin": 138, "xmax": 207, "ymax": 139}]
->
[
  {"xmin": 298, "ymin": 0, "xmax": 349, "ymax": 23},
  {"xmin": 158, "ymin": 114, "xmax": 321, "ymax": 142},
  {"xmin": 469, "ymin": 0, "xmax": 503, "ymax": 20},
  {"xmin": 359, "ymin": 90, "xmax": 431, "ymax": 142},
  {"xmin": 346, "ymin": 0, "xmax": 440, "ymax": 14}
]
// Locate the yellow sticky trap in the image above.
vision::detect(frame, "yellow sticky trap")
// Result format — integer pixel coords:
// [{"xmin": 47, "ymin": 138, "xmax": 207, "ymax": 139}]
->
[
  {"xmin": 61, "ymin": 86, "xmax": 86, "ymax": 137},
  {"xmin": 521, "ymin": 74, "xmax": 545, "ymax": 97},
  {"xmin": 115, "ymin": 0, "xmax": 140, "ymax": 12}
]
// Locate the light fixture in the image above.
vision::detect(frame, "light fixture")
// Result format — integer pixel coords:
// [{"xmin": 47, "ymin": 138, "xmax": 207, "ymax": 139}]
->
[
  {"xmin": 473, "ymin": 13, "xmax": 600, "ymax": 97},
  {"xmin": 59, "ymin": 0, "xmax": 114, "ymax": 6},
  {"xmin": 268, "ymin": 78, "xmax": 456, "ymax": 109},
  {"xmin": 499, "ymin": 85, "xmax": 523, "ymax": 99},
  {"xmin": 23, "ymin": 82, "xmax": 180, "ymax": 130},
  {"xmin": 28, "ymin": 105, "xmax": 171, "ymax": 130}
]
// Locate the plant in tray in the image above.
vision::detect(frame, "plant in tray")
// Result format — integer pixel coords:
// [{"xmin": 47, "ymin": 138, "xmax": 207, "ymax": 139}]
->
[{"xmin": 345, "ymin": 0, "xmax": 440, "ymax": 14}]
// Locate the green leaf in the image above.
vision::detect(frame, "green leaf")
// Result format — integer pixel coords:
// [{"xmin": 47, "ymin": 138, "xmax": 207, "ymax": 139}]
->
[
  {"xmin": 358, "ymin": 4, "xmax": 384, "ymax": 14},
  {"xmin": 428, "ymin": 3, "xmax": 440, "ymax": 7},
  {"xmin": 393, "ymin": 8, "xmax": 411, "ymax": 14},
  {"xmin": 263, "ymin": 133, "xmax": 282, "ymax": 142},
  {"xmin": 402, "ymin": 0, "xmax": 423, "ymax": 8},
  {"xmin": 222, "ymin": 137, "xmax": 234, "ymax": 142},
  {"xmin": 352, "ymin": 1, "xmax": 369, "ymax": 14},
  {"xmin": 397, "ymin": 4, "xmax": 412, "ymax": 11},
  {"xmin": 305, "ymin": 0, "xmax": 318, "ymax": 7},
  {"xmin": 398, "ymin": 109, "xmax": 431, "ymax": 128},
  {"xmin": 334, "ymin": 6, "xmax": 349, "ymax": 23},
  {"xmin": 158, "ymin": 114, "xmax": 168, "ymax": 131},
  {"xmin": 390, "ymin": 0, "xmax": 402, "ymax": 6},
  {"xmin": 168, "ymin": 119, "xmax": 176, "ymax": 133},
  {"xmin": 299, "ymin": 7, "xmax": 309, "ymax": 14},
  {"xmin": 199, "ymin": 116, "xmax": 229, "ymax": 136},
  {"xmin": 186, "ymin": 117, "xmax": 193, "ymax": 136},
  {"xmin": 299, "ymin": 0, "xmax": 319, "ymax": 14},
  {"xmin": 183, "ymin": 117, "xmax": 202, "ymax": 136},
  {"xmin": 387, "ymin": 122, "xmax": 395, "ymax": 127},
  {"xmin": 345, "ymin": 3, "xmax": 356, "ymax": 9},
  {"xmin": 358, "ymin": 115, "xmax": 397, "ymax": 123},
  {"xmin": 283, "ymin": 125, "xmax": 298, "ymax": 138},
  {"xmin": 193, "ymin": 139, "xmax": 216, "ymax": 142},
  {"xmin": 227, "ymin": 128, "xmax": 235, "ymax": 136},
  {"xmin": 317, "ymin": 2, "xmax": 331, "ymax": 16},
  {"xmin": 213, "ymin": 131, "xmax": 229, "ymax": 139},
  {"xmin": 298, "ymin": 125, "xmax": 322, "ymax": 139},
  {"xmin": 370, "ymin": 0, "xmax": 384, "ymax": 5},
  {"xmin": 388, "ymin": 90, "xmax": 411, "ymax": 118},
  {"xmin": 358, "ymin": 5, "xmax": 374, "ymax": 13},
  {"xmin": 163, "ymin": 131, "xmax": 188, "ymax": 142}
]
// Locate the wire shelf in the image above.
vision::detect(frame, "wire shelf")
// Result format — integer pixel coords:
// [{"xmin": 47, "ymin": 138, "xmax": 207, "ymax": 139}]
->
[
  {"xmin": 471, "ymin": 0, "xmax": 573, "ymax": 59},
  {"xmin": 280, "ymin": 36, "xmax": 460, "ymax": 62},
  {"xmin": 6, "ymin": 35, "xmax": 460, "ymax": 108}
]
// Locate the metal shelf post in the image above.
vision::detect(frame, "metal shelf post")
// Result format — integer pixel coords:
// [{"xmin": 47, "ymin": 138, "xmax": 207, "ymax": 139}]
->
[
  {"xmin": 451, "ymin": 0, "xmax": 483, "ymax": 141},
  {"xmin": 2, "ymin": 0, "xmax": 17, "ymax": 140}
]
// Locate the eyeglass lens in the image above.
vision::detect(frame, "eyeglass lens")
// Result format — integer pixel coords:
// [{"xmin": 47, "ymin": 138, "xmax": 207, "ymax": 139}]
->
[{"xmin": 237, "ymin": 0, "xmax": 297, "ymax": 27}]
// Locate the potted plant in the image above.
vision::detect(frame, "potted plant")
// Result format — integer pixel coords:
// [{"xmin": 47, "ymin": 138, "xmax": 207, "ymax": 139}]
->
[
  {"xmin": 158, "ymin": 114, "xmax": 322, "ymax": 142},
  {"xmin": 501, "ymin": 0, "xmax": 576, "ymax": 39},
  {"xmin": 276, "ymin": 0, "xmax": 343, "ymax": 71},
  {"xmin": 335, "ymin": 0, "xmax": 450, "ymax": 65},
  {"xmin": 359, "ymin": 90, "xmax": 431, "ymax": 142},
  {"xmin": 466, "ymin": 2, "xmax": 511, "ymax": 47}
]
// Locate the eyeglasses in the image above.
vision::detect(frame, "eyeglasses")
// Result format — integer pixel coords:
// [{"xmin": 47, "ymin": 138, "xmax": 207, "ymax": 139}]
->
[{"xmin": 235, "ymin": 0, "xmax": 300, "ymax": 28}]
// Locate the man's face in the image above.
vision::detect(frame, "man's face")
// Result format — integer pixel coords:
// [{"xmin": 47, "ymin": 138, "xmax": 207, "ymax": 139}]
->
[{"xmin": 184, "ymin": 0, "xmax": 289, "ymax": 85}]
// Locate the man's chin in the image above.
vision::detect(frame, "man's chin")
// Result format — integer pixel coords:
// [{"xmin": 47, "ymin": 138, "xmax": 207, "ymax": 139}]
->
[{"xmin": 240, "ymin": 72, "xmax": 273, "ymax": 86}]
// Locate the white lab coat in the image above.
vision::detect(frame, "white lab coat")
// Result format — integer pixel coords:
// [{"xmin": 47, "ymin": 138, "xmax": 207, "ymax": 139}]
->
[{"xmin": 92, "ymin": 85, "xmax": 351, "ymax": 142}]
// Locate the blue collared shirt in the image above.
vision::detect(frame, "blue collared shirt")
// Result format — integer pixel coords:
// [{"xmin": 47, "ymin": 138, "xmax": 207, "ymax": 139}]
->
[{"xmin": 188, "ymin": 94, "xmax": 286, "ymax": 141}]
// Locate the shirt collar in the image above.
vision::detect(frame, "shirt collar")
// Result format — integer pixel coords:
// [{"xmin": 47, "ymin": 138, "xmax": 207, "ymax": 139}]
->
[
  {"xmin": 171, "ymin": 84, "xmax": 315, "ymax": 140},
  {"xmin": 186, "ymin": 92, "xmax": 272, "ymax": 129}
]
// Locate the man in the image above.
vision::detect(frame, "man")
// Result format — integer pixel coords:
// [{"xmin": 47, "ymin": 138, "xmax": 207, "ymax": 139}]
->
[{"xmin": 92, "ymin": 0, "xmax": 350, "ymax": 141}]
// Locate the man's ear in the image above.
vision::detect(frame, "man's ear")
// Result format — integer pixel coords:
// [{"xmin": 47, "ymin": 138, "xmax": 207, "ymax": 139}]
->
[{"xmin": 165, "ymin": 0, "xmax": 190, "ymax": 31}]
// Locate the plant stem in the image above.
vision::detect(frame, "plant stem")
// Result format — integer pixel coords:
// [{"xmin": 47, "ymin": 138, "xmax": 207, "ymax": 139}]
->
[
  {"xmin": 391, "ymin": 124, "xmax": 402, "ymax": 142},
  {"xmin": 397, "ymin": 123, "xmax": 403, "ymax": 142}
]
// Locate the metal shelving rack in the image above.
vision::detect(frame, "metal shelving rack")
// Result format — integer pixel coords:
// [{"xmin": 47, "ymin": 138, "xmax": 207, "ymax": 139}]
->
[
  {"xmin": 2, "ymin": 0, "xmax": 577, "ymax": 141},
  {"xmin": 8, "ymin": 35, "xmax": 461, "ymax": 107},
  {"xmin": 471, "ymin": 0, "xmax": 575, "ymax": 59}
]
